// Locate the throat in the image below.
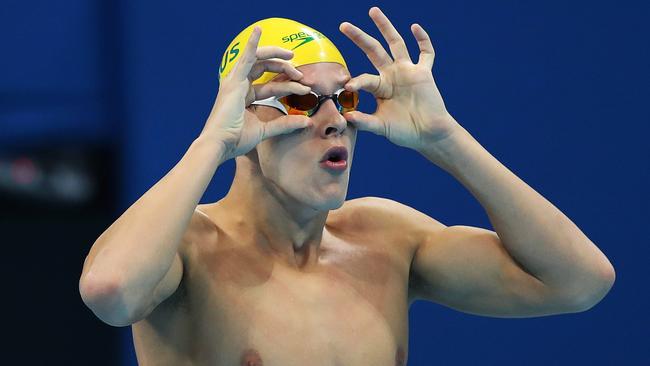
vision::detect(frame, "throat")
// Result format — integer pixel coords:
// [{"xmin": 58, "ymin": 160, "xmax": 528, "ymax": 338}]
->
[{"xmin": 289, "ymin": 240, "xmax": 321, "ymax": 269}]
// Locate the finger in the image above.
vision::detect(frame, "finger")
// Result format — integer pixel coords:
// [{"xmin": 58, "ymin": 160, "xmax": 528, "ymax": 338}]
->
[
  {"xmin": 339, "ymin": 21, "xmax": 393, "ymax": 70},
  {"xmin": 343, "ymin": 111, "xmax": 386, "ymax": 136},
  {"xmin": 411, "ymin": 23, "xmax": 435, "ymax": 68},
  {"xmin": 345, "ymin": 73, "xmax": 384, "ymax": 97},
  {"xmin": 261, "ymin": 115, "xmax": 313, "ymax": 139},
  {"xmin": 249, "ymin": 59, "xmax": 303, "ymax": 82},
  {"xmin": 368, "ymin": 7, "xmax": 411, "ymax": 62},
  {"xmin": 256, "ymin": 46, "xmax": 294, "ymax": 61},
  {"xmin": 254, "ymin": 81, "xmax": 311, "ymax": 100},
  {"xmin": 232, "ymin": 26, "xmax": 262, "ymax": 80}
]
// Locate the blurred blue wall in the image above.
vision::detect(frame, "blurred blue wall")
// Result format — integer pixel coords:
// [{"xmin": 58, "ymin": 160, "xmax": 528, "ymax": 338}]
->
[
  {"xmin": 2, "ymin": 0, "xmax": 648, "ymax": 365},
  {"xmin": 1, "ymin": 0, "xmax": 119, "ymax": 148}
]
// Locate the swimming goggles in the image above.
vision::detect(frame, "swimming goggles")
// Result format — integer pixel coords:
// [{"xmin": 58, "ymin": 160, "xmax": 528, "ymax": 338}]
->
[{"xmin": 251, "ymin": 88, "xmax": 359, "ymax": 117}]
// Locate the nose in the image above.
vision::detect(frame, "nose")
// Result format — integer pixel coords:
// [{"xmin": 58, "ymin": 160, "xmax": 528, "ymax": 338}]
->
[{"xmin": 314, "ymin": 98, "xmax": 347, "ymax": 138}]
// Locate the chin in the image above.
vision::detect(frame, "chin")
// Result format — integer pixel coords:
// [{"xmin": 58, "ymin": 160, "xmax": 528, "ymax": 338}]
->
[
  {"xmin": 274, "ymin": 173, "xmax": 349, "ymax": 211},
  {"xmin": 311, "ymin": 191, "xmax": 347, "ymax": 211},
  {"xmin": 321, "ymin": 197, "xmax": 346, "ymax": 211},
  {"xmin": 287, "ymin": 189, "xmax": 345, "ymax": 212}
]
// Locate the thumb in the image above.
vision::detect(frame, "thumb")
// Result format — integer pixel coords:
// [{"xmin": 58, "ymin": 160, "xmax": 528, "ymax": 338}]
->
[
  {"xmin": 344, "ymin": 111, "xmax": 386, "ymax": 136},
  {"xmin": 261, "ymin": 115, "xmax": 312, "ymax": 140}
]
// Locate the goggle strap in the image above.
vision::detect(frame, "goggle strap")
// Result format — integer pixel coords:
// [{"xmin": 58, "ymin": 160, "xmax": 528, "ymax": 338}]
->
[{"xmin": 251, "ymin": 96, "xmax": 288, "ymax": 115}]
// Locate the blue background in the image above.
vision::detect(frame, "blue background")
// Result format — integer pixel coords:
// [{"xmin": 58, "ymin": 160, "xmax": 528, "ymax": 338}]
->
[{"xmin": 2, "ymin": 0, "xmax": 647, "ymax": 365}]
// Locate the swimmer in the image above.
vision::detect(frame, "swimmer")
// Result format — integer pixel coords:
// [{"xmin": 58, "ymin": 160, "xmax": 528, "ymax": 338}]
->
[{"xmin": 79, "ymin": 7, "xmax": 615, "ymax": 365}]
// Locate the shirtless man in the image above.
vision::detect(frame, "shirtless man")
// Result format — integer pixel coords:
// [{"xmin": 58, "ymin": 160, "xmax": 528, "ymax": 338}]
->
[{"xmin": 79, "ymin": 8, "xmax": 615, "ymax": 365}]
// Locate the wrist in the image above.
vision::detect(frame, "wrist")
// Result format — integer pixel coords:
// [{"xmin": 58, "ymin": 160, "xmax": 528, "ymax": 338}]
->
[
  {"xmin": 417, "ymin": 124, "xmax": 474, "ymax": 170},
  {"xmin": 191, "ymin": 135, "xmax": 229, "ymax": 165}
]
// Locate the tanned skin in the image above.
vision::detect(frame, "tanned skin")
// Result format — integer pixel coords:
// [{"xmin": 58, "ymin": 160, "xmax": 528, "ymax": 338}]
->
[{"xmin": 80, "ymin": 7, "xmax": 614, "ymax": 365}]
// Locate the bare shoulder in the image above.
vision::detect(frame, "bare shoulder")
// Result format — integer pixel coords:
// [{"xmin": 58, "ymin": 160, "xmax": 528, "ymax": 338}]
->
[
  {"xmin": 330, "ymin": 196, "xmax": 446, "ymax": 247},
  {"xmin": 182, "ymin": 204, "xmax": 220, "ymax": 249},
  {"xmin": 144, "ymin": 205, "xmax": 219, "ymax": 309},
  {"xmin": 193, "ymin": 204, "xmax": 219, "ymax": 233}
]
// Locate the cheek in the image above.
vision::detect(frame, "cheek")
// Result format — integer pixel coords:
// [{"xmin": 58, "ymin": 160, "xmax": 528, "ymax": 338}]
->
[
  {"xmin": 348, "ymin": 128, "xmax": 358, "ymax": 150},
  {"xmin": 258, "ymin": 137, "xmax": 312, "ymax": 180}
]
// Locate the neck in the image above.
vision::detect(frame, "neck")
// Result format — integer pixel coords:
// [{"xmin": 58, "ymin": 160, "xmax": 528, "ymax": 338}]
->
[{"xmin": 219, "ymin": 156, "xmax": 329, "ymax": 269}]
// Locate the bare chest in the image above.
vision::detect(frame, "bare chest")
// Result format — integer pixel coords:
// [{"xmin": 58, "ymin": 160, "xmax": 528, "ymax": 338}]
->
[{"xmin": 135, "ymin": 228, "xmax": 413, "ymax": 365}]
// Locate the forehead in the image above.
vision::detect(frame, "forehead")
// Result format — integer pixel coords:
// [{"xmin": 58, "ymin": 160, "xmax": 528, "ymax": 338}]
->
[{"xmin": 276, "ymin": 63, "xmax": 350, "ymax": 93}]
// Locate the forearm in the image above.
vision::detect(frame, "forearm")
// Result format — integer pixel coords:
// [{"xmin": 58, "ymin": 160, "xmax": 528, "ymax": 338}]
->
[
  {"xmin": 419, "ymin": 124, "xmax": 615, "ymax": 297},
  {"xmin": 80, "ymin": 136, "xmax": 225, "ymax": 306}
]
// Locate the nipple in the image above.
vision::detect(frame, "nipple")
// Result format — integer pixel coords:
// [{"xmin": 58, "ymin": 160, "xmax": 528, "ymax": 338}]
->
[{"xmin": 240, "ymin": 348, "xmax": 263, "ymax": 366}]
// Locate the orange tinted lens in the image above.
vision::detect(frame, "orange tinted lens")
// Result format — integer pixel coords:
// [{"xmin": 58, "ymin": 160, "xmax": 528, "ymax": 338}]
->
[
  {"xmin": 280, "ymin": 93, "xmax": 318, "ymax": 111},
  {"xmin": 338, "ymin": 90, "xmax": 359, "ymax": 109}
]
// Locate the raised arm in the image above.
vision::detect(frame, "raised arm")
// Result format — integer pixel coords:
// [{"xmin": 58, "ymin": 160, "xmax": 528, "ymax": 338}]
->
[
  {"xmin": 79, "ymin": 27, "xmax": 312, "ymax": 326},
  {"xmin": 78, "ymin": 137, "xmax": 224, "ymax": 326},
  {"xmin": 338, "ymin": 8, "xmax": 614, "ymax": 317},
  {"xmin": 411, "ymin": 127, "xmax": 615, "ymax": 318}
]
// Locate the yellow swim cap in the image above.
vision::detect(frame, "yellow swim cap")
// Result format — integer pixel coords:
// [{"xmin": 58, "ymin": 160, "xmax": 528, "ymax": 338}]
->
[{"xmin": 219, "ymin": 18, "xmax": 347, "ymax": 85}]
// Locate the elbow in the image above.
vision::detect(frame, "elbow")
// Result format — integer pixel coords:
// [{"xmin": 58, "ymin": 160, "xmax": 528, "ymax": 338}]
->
[
  {"xmin": 566, "ymin": 262, "xmax": 616, "ymax": 313},
  {"xmin": 79, "ymin": 272, "xmax": 142, "ymax": 327}
]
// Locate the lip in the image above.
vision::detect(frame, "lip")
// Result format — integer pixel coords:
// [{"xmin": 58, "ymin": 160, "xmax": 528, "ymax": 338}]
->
[
  {"xmin": 319, "ymin": 146, "xmax": 348, "ymax": 163},
  {"xmin": 319, "ymin": 145, "xmax": 349, "ymax": 172}
]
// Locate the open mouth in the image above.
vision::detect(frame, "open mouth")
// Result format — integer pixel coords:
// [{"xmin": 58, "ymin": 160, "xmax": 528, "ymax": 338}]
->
[
  {"xmin": 320, "ymin": 146, "xmax": 348, "ymax": 171},
  {"xmin": 327, "ymin": 155, "xmax": 343, "ymax": 162},
  {"xmin": 320, "ymin": 146, "xmax": 348, "ymax": 162}
]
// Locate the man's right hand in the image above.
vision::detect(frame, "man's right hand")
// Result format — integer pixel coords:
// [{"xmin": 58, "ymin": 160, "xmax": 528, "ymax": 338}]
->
[{"xmin": 202, "ymin": 26, "xmax": 313, "ymax": 161}]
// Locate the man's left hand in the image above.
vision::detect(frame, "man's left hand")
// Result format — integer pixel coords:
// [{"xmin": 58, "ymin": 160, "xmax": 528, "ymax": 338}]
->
[{"xmin": 340, "ymin": 7, "xmax": 462, "ymax": 152}]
